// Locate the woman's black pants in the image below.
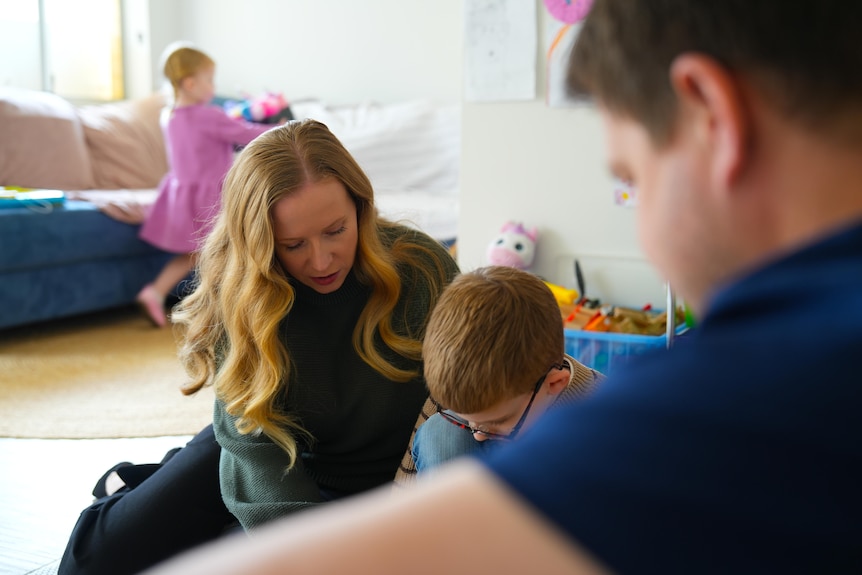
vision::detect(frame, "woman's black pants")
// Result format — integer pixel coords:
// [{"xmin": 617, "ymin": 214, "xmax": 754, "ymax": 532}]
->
[{"xmin": 58, "ymin": 424, "xmax": 239, "ymax": 575}]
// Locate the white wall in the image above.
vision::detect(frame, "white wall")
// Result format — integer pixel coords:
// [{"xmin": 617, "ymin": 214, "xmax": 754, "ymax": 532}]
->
[
  {"xmin": 122, "ymin": 0, "xmax": 152, "ymax": 99},
  {"xmin": 121, "ymin": 0, "xmax": 183, "ymax": 98},
  {"xmin": 147, "ymin": 0, "xmax": 184, "ymax": 92},
  {"xmin": 149, "ymin": 0, "xmax": 462, "ymax": 105},
  {"xmin": 458, "ymin": 101, "xmax": 667, "ymax": 309}
]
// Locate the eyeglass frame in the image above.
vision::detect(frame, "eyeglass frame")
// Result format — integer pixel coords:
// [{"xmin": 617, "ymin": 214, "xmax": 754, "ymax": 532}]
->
[{"xmin": 436, "ymin": 361, "xmax": 567, "ymax": 441}]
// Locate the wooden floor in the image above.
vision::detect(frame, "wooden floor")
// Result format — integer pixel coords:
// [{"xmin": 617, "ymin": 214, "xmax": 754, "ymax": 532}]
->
[{"xmin": 0, "ymin": 435, "xmax": 191, "ymax": 575}]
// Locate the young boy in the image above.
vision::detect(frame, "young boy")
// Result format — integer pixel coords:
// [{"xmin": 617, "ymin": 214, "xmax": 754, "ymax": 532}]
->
[{"xmin": 411, "ymin": 265, "xmax": 601, "ymax": 472}]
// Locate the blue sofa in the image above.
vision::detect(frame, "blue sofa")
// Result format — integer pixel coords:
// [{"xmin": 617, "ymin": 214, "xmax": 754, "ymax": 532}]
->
[
  {"xmin": 0, "ymin": 88, "xmax": 172, "ymax": 330},
  {"xmin": 0, "ymin": 200, "xmax": 171, "ymax": 330}
]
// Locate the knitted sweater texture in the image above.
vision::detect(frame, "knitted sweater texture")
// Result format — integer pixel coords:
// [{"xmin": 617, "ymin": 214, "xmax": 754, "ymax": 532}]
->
[{"xmin": 215, "ymin": 224, "xmax": 458, "ymax": 529}]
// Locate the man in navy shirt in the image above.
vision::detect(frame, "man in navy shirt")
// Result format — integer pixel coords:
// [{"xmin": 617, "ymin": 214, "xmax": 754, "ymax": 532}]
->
[{"xmin": 144, "ymin": 2, "xmax": 862, "ymax": 574}]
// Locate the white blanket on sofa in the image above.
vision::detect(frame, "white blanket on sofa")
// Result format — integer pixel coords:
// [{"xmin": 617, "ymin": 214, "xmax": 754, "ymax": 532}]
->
[{"xmin": 72, "ymin": 98, "xmax": 461, "ymax": 242}]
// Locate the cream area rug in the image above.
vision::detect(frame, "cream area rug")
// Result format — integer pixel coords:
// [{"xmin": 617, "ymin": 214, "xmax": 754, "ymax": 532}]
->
[{"xmin": 0, "ymin": 307, "xmax": 214, "ymax": 439}]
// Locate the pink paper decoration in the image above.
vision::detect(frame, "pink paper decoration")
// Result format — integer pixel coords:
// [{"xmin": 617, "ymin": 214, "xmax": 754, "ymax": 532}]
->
[{"xmin": 543, "ymin": 0, "xmax": 593, "ymax": 24}]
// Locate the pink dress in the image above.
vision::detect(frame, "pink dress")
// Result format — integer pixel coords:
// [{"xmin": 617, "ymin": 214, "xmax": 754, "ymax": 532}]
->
[{"xmin": 140, "ymin": 105, "xmax": 273, "ymax": 253}]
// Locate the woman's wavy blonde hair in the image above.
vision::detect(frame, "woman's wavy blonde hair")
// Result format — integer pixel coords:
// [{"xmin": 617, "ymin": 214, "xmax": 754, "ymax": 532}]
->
[{"xmin": 172, "ymin": 119, "xmax": 451, "ymax": 467}]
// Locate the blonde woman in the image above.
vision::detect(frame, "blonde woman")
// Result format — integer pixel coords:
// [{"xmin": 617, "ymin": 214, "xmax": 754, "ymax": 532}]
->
[
  {"xmin": 175, "ymin": 118, "xmax": 458, "ymax": 528},
  {"xmin": 59, "ymin": 119, "xmax": 458, "ymax": 574}
]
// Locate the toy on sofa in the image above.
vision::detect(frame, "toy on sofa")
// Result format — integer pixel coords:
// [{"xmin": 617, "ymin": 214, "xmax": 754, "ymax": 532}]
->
[
  {"xmin": 0, "ymin": 186, "xmax": 65, "ymax": 209},
  {"xmin": 224, "ymin": 92, "xmax": 293, "ymax": 124},
  {"xmin": 486, "ymin": 221, "xmax": 538, "ymax": 270}
]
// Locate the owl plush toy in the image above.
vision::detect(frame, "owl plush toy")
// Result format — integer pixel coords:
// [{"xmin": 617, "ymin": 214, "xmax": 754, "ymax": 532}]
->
[{"xmin": 486, "ymin": 221, "xmax": 538, "ymax": 270}]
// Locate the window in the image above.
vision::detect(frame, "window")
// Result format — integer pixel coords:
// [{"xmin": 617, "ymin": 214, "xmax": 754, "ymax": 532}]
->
[{"xmin": 0, "ymin": 0, "xmax": 123, "ymax": 101}]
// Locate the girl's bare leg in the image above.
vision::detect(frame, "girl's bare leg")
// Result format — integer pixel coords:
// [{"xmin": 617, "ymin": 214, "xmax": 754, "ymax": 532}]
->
[{"xmin": 137, "ymin": 253, "xmax": 195, "ymax": 327}]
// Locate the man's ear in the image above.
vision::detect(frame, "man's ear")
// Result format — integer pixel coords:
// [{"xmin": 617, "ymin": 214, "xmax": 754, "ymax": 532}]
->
[{"xmin": 669, "ymin": 54, "xmax": 749, "ymax": 191}]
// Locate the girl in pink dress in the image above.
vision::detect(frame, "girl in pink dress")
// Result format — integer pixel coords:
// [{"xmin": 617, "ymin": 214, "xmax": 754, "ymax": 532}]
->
[{"xmin": 137, "ymin": 45, "xmax": 274, "ymax": 327}]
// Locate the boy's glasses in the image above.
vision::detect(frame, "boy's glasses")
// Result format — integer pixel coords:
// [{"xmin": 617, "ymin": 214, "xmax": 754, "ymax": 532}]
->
[{"xmin": 437, "ymin": 362, "xmax": 566, "ymax": 441}]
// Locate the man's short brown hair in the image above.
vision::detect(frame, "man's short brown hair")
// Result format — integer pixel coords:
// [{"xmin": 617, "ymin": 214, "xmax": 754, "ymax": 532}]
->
[
  {"xmin": 422, "ymin": 266, "xmax": 564, "ymax": 413},
  {"xmin": 567, "ymin": 0, "xmax": 862, "ymax": 145}
]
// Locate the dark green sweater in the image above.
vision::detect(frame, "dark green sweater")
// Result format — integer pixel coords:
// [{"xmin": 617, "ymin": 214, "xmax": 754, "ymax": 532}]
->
[{"xmin": 215, "ymin": 224, "xmax": 458, "ymax": 529}]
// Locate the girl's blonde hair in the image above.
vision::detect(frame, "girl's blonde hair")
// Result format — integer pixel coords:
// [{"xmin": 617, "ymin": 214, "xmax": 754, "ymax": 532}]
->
[
  {"xmin": 172, "ymin": 119, "xmax": 452, "ymax": 467},
  {"xmin": 161, "ymin": 43, "xmax": 214, "ymax": 102}
]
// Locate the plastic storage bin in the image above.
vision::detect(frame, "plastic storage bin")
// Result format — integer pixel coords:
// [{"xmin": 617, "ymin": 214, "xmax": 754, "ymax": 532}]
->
[{"xmin": 564, "ymin": 326, "xmax": 687, "ymax": 376}]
